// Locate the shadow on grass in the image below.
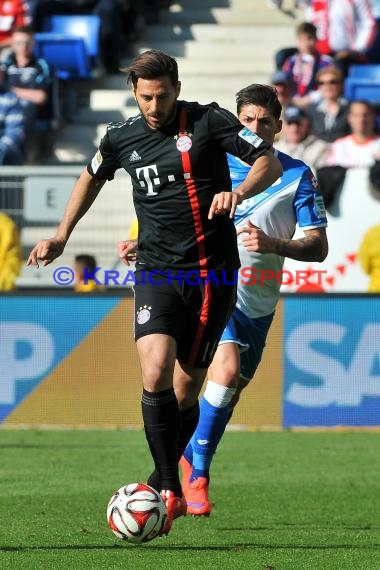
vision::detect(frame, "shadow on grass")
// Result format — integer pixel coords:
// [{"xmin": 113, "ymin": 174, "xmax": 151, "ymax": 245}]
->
[
  {"xmin": 2, "ymin": 543, "xmax": 380, "ymax": 553},
  {"xmin": 219, "ymin": 523, "xmax": 380, "ymax": 531},
  {"xmin": 0, "ymin": 444, "xmax": 123, "ymax": 449}
]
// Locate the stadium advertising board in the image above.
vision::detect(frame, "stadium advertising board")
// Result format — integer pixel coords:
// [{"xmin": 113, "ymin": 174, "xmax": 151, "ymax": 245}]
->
[
  {"xmin": 284, "ymin": 297, "xmax": 380, "ymax": 427},
  {"xmin": 1, "ymin": 294, "xmax": 379, "ymax": 428}
]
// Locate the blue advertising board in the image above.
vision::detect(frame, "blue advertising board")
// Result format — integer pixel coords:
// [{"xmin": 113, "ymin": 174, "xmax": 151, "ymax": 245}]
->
[
  {"xmin": 283, "ymin": 297, "xmax": 380, "ymax": 426},
  {"xmin": 0, "ymin": 296, "xmax": 120, "ymax": 422}
]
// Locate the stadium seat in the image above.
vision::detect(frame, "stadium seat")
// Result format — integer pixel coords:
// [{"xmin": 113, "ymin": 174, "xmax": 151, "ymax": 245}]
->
[
  {"xmin": 34, "ymin": 33, "xmax": 92, "ymax": 80},
  {"xmin": 344, "ymin": 77, "xmax": 380, "ymax": 107},
  {"xmin": 347, "ymin": 65, "xmax": 380, "ymax": 79},
  {"xmin": 41, "ymin": 15, "xmax": 100, "ymax": 64}
]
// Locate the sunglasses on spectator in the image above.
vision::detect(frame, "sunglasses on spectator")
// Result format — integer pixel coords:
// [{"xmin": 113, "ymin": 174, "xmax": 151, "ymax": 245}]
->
[{"xmin": 318, "ymin": 79, "xmax": 339, "ymax": 85}]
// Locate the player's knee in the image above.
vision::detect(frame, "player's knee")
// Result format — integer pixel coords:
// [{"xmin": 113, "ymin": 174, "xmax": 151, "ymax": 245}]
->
[
  {"xmin": 216, "ymin": 365, "xmax": 240, "ymax": 388},
  {"xmin": 142, "ymin": 362, "xmax": 174, "ymax": 392}
]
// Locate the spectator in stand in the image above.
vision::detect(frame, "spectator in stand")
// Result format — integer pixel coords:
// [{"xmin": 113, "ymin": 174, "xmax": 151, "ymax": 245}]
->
[
  {"xmin": 73, "ymin": 253, "xmax": 103, "ymax": 292},
  {"xmin": 306, "ymin": 0, "xmax": 377, "ymax": 76},
  {"xmin": 317, "ymin": 100, "xmax": 380, "ymax": 208},
  {"xmin": 358, "ymin": 224, "xmax": 380, "ymax": 292},
  {"xmin": 0, "ymin": 26, "xmax": 52, "ymax": 137},
  {"xmin": 276, "ymin": 0, "xmax": 377, "ymax": 76},
  {"xmin": 270, "ymin": 70, "xmax": 296, "ymax": 140},
  {"xmin": 282, "ymin": 22, "xmax": 333, "ymax": 98},
  {"xmin": 276, "ymin": 105, "xmax": 330, "ymax": 173},
  {"xmin": 270, "ymin": 70, "xmax": 295, "ymax": 108},
  {"xmin": 327, "ymin": 100, "xmax": 380, "ymax": 168},
  {"xmin": 0, "ymin": 212, "xmax": 22, "ymax": 290},
  {"xmin": 0, "ymin": 0, "xmax": 32, "ymax": 61},
  {"xmin": 0, "ymin": 88, "xmax": 26, "ymax": 164},
  {"xmin": 303, "ymin": 66, "xmax": 350, "ymax": 142}
]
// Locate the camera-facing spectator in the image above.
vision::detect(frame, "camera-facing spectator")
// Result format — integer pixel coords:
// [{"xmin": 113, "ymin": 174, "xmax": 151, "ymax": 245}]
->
[
  {"xmin": 306, "ymin": 0, "xmax": 378, "ymax": 76},
  {"xmin": 317, "ymin": 100, "xmax": 380, "ymax": 209},
  {"xmin": 271, "ymin": 70, "xmax": 296, "ymax": 107},
  {"xmin": 303, "ymin": 66, "xmax": 350, "ymax": 142},
  {"xmin": 0, "ymin": 26, "xmax": 52, "ymax": 138},
  {"xmin": 74, "ymin": 253, "xmax": 103, "ymax": 292},
  {"xmin": 282, "ymin": 22, "xmax": 334, "ymax": 97},
  {"xmin": 275, "ymin": 105, "xmax": 330, "ymax": 173},
  {"xmin": 271, "ymin": 70, "xmax": 296, "ymax": 141},
  {"xmin": 327, "ymin": 100, "xmax": 380, "ymax": 167}
]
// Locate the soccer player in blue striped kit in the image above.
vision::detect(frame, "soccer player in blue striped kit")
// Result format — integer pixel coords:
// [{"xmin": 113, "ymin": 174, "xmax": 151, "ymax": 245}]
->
[{"xmin": 180, "ymin": 84, "xmax": 329, "ymax": 516}]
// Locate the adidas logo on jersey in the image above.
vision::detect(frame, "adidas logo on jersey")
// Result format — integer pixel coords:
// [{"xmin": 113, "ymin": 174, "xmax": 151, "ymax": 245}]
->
[{"xmin": 129, "ymin": 150, "xmax": 141, "ymax": 162}]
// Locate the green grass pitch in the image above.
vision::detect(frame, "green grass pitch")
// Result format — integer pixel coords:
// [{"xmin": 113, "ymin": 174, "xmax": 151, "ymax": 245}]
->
[{"xmin": 0, "ymin": 430, "xmax": 379, "ymax": 570}]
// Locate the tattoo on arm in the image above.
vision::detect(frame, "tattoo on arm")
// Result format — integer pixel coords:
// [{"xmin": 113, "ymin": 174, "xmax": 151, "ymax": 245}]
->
[{"xmin": 274, "ymin": 229, "xmax": 328, "ymax": 262}]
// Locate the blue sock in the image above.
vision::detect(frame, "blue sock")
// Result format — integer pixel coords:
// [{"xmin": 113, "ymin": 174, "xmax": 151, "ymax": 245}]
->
[
  {"xmin": 189, "ymin": 395, "xmax": 230, "ymax": 481},
  {"xmin": 183, "ymin": 441, "xmax": 193, "ymax": 465}
]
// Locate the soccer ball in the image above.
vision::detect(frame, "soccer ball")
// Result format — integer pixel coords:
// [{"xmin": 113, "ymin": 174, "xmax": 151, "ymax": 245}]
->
[{"xmin": 107, "ymin": 483, "xmax": 167, "ymax": 544}]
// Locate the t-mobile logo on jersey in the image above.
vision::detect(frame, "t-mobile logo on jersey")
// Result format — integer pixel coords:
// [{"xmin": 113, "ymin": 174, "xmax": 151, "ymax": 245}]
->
[
  {"xmin": 136, "ymin": 165, "xmax": 160, "ymax": 196},
  {"xmin": 135, "ymin": 164, "xmax": 192, "ymax": 195}
]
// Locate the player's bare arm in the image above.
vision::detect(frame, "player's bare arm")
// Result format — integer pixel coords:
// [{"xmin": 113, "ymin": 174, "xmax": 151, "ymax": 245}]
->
[
  {"xmin": 208, "ymin": 152, "xmax": 282, "ymax": 219},
  {"xmin": 239, "ymin": 223, "xmax": 328, "ymax": 262},
  {"xmin": 233, "ymin": 151, "xmax": 282, "ymax": 203},
  {"xmin": 27, "ymin": 170, "xmax": 106, "ymax": 268}
]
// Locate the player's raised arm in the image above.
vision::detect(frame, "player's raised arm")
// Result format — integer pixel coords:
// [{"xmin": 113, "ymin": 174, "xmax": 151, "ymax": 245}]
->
[
  {"xmin": 27, "ymin": 170, "xmax": 106, "ymax": 268},
  {"xmin": 233, "ymin": 151, "xmax": 282, "ymax": 204},
  {"xmin": 208, "ymin": 151, "xmax": 282, "ymax": 219}
]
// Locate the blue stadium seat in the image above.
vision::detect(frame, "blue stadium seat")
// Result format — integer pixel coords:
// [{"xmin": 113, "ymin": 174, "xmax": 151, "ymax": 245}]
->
[
  {"xmin": 42, "ymin": 15, "xmax": 101, "ymax": 61},
  {"xmin": 34, "ymin": 33, "xmax": 92, "ymax": 80},
  {"xmin": 344, "ymin": 77, "xmax": 380, "ymax": 106},
  {"xmin": 344, "ymin": 65, "xmax": 380, "ymax": 107},
  {"xmin": 347, "ymin": 65, "xmax": 380, "ymax": 79}
]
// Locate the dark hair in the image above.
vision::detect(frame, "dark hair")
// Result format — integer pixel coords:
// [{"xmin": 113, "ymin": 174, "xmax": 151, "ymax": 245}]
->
[
  {"xmin": 348, "ymin": 99, "xmax": 377, "ymax": 115},
  {"xmin": 296, "ymin": 21, "xmax": 317, "ymax": 37},
  {"xmin": 12, "ymin": 25, "xmax": 35, "ymax": 36},
  {"xmin": 123, "ymin": 50, "xmax": 179, "ymax": 88},
  {"xmin": 75, "ymin": 254, "xmax": 97, "ymax": 273},
  {"xmin": 235, "ymin": 84, "xmax": 282, "ymax": 120}
]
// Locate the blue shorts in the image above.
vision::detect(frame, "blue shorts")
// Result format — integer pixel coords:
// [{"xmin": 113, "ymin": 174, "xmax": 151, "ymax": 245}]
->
[{"xmin": 219, "ymin": 306, "xmax": 274, "ymax": 381}]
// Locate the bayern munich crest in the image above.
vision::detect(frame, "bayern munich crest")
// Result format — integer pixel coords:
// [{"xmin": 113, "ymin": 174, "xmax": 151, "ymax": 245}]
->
[
  {"xmin": 176, "ymin": 134, "xmax": 192, "ymax": 152},
  {"xmin": 136, "ymin": 305, "xmax": 152, "ymax": 325}
]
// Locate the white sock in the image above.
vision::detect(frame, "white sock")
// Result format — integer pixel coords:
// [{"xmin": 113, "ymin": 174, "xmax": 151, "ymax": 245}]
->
[{"xmin": 203, "ymin": 380, "xmax": 236, "ymax": 409}]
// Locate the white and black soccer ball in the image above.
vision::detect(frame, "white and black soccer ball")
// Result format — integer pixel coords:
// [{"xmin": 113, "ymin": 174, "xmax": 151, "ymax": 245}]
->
[{"xmin": 107, "ymin": 483, "xmax": 167, "ymax": 544}]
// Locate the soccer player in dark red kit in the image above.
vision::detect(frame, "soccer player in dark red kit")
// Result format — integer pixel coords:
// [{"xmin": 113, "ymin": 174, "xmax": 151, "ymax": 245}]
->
[{"xmin": 27, "ymin": 50, "xmax": 282, "ymax": 535}]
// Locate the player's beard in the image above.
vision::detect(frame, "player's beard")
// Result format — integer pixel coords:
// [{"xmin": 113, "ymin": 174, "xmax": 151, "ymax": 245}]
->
[{"xmin": 143, "ymin": 103, "xmax": 178, "ymax": 130}]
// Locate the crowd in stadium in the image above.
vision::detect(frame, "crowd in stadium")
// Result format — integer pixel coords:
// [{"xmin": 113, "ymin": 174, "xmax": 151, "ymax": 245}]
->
[{"xmin": 0, "ymin": 0, "xmax": 172, "ymax": 166}]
